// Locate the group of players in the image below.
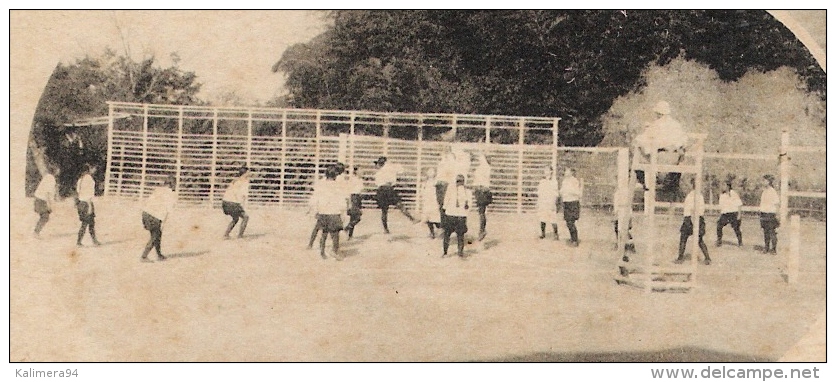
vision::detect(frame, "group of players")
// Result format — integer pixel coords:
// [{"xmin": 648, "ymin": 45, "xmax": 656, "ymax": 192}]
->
[{"xmin": 29, "ymin": 158, "xmax": 783, "ymax": 265}]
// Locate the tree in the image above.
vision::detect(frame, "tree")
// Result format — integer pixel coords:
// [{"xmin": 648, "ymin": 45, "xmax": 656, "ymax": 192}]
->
[
  {"xmin": 273, "ymin": 10, "xmax": 825, "ymax": 146},
  {"xmin": 26, "ymin": 49, "xmax": 203, "ymax": 197}
]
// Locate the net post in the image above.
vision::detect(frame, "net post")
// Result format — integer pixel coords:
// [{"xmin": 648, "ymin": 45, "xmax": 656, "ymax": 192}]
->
[
  {"xmin": 780, "ymin": 130, "xmax": 790, "ymax": 224},
  {"xmin": 616, "ymin": 148, "xmax": 629, "ymax": 256},
  {"xmin": 551, "ymin": 118, "xmax": 559, "ymax": 177},
  {"xmin": 246, "ymin": 110, "xmax": 253, "ymax": 168},
  {"xmin": 416, "ymin": 116, "xmax": 424, "ymax": 218},
  {"xmin": 349, "ymin": 111, "xmax": 356, "ymax": 172},
  {"xmin": 315, "ymin": 110, "xmax": 322, "ymax": 181},
  {"xmin": 788, "ymin": 214, "xmax": 800, "ymax": 284},
  {"xmin": 645, "ymin": 150, "xmax": 658, "ymax": 294}
]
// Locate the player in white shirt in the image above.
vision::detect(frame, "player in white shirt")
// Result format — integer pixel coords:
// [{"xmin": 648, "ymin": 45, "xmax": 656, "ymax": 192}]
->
[
  {"xmin": 309, "ymin": 165, "xmax": 349, "ymax": 260},
  {"xmin": 75, "ymin": 164, "xmax": 101, "ymax": 246},
  {"xmin": 141, "ymin": 175, "xmax": 177, "ymax": 262},
  {"xmin": 420, "ymin": 167, "xmax": 442, "ymax": 239},
  {"xmin": 373, "ymin": 157, "xmax": 416, "ymax": 234},
  {"xmin": 758, "ymin": 175, "xmax": 780, "ymax": 254},
  {"xmin": 536, "ymin": 167, "xmax": 560, "ymax": 240},
  {"xmin": 674, "ymin": 178, "xmax": 711, "ymax": 265},
  {"xmin": 222, "ymin": 166, "xmax": 251, "ymax": 239},
  {"xmin": 472, "ymin": 154, "xmax": 492, "ymax": 241},
  {"xmin": 441, "ymin": 175, "xmax": 470, "ymax": 259},
  {"xmin": 33, "ymin": 167, "xmax": 58, "ymax": 238},
  {"xmin": 716, "ymin": 180, "xmax": 743, "ymax": 247},
  {"xmin": 561, "ymin": 167, "xmax": 582, "ymax": 246}
]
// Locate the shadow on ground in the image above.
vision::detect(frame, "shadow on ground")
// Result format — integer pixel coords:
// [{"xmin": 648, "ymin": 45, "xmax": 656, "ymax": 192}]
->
[{"xmin": 478, "ymin": 347, "xmax": 772, "ymax": 362}]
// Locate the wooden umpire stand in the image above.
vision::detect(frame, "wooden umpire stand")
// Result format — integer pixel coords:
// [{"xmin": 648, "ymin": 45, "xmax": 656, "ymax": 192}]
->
[{"xmin": 616, "ymin": 133, "xmax": 706, "ymax": 293}]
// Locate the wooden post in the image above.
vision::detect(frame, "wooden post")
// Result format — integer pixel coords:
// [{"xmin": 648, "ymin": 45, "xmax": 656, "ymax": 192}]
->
[
  {"xmin": 517, "ymin": 118, "xmax": 525, "ymax": 214},
  {"xmin": 788, "ymin": 214, "xmax": 800, "ymax": 284},
  {"xmin": 383, "ymin": 116, "xmax": 390, "ymax": 157},
  {"xmin": 646, "ymin": 150, "xmax": 658, "ymax": 293},
  {"xmin": 416, "ymin": 116, "xmax": 424, "ymax": 218},
  {"xmin": 246, "ymin": 110, "xmax": 253, "ymax": 168},
  {"xmin": 104, "ymin": 103, "xmax": 115, "ymax": 196},
  {"xmin": 315, "ymin": 110, "xmax": 322, "ymax": 181},
  {"xmin": 780, "ymin": 130, "xmax": 790, "ymax": 224},
  {"xmin": 485, "ymin": 116, "xmax": 491, "ymax": 144},
  {"xmin": 279, "ymin": 110, "xmax": 287, "ymax": 208},
  {"xmin": 616, "ymin": 148, "xmax": 629, "ymax": 255},
  {"xmin": 338, "ymin": 133, "xmax": 348, "ymax": 164},
  {"xmin": 349, "ymin": 112, "xmax": 356, "ymax": 171},
  {"xmin": 210, "ymin": 109, "xmax": 218, "ymax": 206},
  {"xmin": 140, "ymin": 104, "xmax": 149, "ymax": 197},
  {"xmin": 175, "ymin": 106, "xmax": 184, "ymax": 196},
  {"xmin": 451, "ymin": 115, "xmax": 458, "ymax": 141},
  {"xmin": 691, "ymin": 137, "xmax": 704, "ymax": 279},
  {"xmin": 551, "ymin": 118, "xmax": 559, "ymax": 177}
]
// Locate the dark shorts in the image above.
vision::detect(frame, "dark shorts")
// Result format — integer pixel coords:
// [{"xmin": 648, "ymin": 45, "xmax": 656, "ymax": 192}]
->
[
  {"xmin": 34, "ymin": 198, "xmax": 51, "ymax": 215},
  {"xmin": 76, "ymin": 200, "xmax": 95, "ymax": 222},
  {"xmin": 718, "ymin": 212, "xmax": 741, "ymax": 227},
  {"xmin": 563, "ymin": 201, "xmax": 580, "ymax": 221},
  {"xmin": 474, "ymin": 187, "xmax": 492, "ymax": 207},
  {"xmin": 760, "ymin": 213, "xmax": 780, "ymax": 231},
  {"xmin": 142, "ymin": 211, "xmax": 162, "ymax": 232},
  {"xmin": 680, "ymin": 216, "xmax": 706, "ymax": 237},
  {"xmin": 442, "ymin": 215, "xmax": 468, "ymax": 235},
  {"xmin": 376, "ymin": 185, "xmax": 400, "ymax": 208},
  {"xmin": 222, "ymin": 201, "xmax": 246, "ymax": 218},
  {"xmin": 317, "ymin": 214, "xmax": 344, "ymax": 233}
]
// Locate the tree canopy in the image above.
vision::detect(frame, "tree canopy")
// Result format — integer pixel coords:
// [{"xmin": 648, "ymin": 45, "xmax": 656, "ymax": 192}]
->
[
  {"xmin": 27, "ymin": 49, "xmax": 202, "ymax": 196},
  {"xmin": 274, "ymin": 10, "xmax": 825, "ymax": 146}
]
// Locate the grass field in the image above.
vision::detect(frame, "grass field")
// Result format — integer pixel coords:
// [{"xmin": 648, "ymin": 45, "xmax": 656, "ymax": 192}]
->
[{"xmin": 9, "ymin": 197, "xmax": 826, "ymax": 362}]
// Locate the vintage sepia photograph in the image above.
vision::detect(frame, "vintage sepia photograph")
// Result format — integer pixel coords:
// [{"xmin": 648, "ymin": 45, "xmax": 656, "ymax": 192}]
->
[{"xmin": 7, "ymin": 9, "xmax": 827, "ymax": 376}]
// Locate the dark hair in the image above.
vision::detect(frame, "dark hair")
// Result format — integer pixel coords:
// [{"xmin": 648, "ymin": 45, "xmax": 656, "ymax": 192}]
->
[
  {"xmin": 325, "ymin": 165, "xmax": 340, "ymax": 180},
  {"xmin": 763, "ymin": 174, "xmax": 775, "ymax": 186},
  {"xmin": 237, "ymin": 166, "xmax": 249, "ymax": 176},
  {"xmin": 164, "ymin": 175, "xmax": 176, "ymax": 188}
]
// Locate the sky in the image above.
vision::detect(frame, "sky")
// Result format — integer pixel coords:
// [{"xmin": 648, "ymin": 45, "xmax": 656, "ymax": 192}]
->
[{"xmin": 17, "ymin": 10, "xmax": 329, "ymax": 103}]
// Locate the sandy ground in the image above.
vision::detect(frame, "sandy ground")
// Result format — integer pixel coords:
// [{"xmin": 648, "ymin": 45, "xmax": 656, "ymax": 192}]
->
[{"xmin": 9, "ymin": 197, "xmax": 826, "ymax": 362}]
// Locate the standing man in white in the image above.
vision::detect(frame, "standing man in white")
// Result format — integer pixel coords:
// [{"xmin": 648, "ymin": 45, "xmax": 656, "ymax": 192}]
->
[
  {"xmin": 716, "ymin": 180, "xmax": 744, "ymax": 247},
  {"xmin": 222, "ymin": 166, "xmax": 251, "ymax": 239},
  {"xmin": 561, "ymin": 167, "xmax": 582, "ymax": 247},
  {"xmin": 141, "ymin": 175, "xmax": 178, "ymax": 262},
  {"xmin": 758, "ymin": 175, "xmax": 780, "ymax": 254},
  {"xmin": 674, "ymin": 178, "xmax": 711, "ymax": 265},
  {"xmin": 75, "ymin": 164, "xmax": 101, "ymax": 247},
  {"xmin": 33, "ymin": 167, "xmax": 58, "ymax": 238}
]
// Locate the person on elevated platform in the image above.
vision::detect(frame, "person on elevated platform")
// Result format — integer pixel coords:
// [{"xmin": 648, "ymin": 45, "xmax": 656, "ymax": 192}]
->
[{"xmin": 633, "ymin": 100, "xmax": 689, "ymax": 197}]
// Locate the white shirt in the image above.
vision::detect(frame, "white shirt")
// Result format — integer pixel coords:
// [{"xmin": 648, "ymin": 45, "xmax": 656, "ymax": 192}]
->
[
  {"xmin": 143, "ymin": 186, "xmax": 177, "ymax": 221},
  {"xmin": 76, "ymin": 174, "xmax": 96, "ymax": 202},
  {"xmin": 443, "ymin": 184, "xmax": 470, "ymax": 217},
  {"xmin": 759, "ymin": 187, "xmax": 780, "ymax": 213},
  {"xmin": 473, "ymin": 163, "xmax": 491, "ymax": 187},
  {"xmin": 223, "ymin": 177, "xmax": 250, "ymax": 204},
  {"xmin": 683, "ymin": 190, "xmax": 706, "ymax": 217},
  {"xmin": 560, "ymin": 176, "xmax": 582, "ymax": 202},
  {"xmin": 374, "ymin": 163, "xmax": 403, "ymax": 187},
  {"xmin": 719, "ymin": 190, "xmax": 743, "ymax": 214},
  {"xmin": 635, "ymin": 115, "xmax": 688, "ymax": 154},
  {"xmin": 537, "ymin": 178, "xmax": 559, "ymax": 210},
  {"xmin": 310, "ymin": 179, "xmax": 348, "ymax": 215},
  {"xmin": 34, "ymin": 174, "xmax": 56, "ymax": 201}
]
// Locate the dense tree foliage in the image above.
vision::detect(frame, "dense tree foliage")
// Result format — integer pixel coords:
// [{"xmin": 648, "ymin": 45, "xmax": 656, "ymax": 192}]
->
[
  {"xmin": 27, "ymin": 50, "xmax": 202, "ymax": 196},
  {"xmin": 275, "ymin": 10, "xmax": 825, "ymax": 146}
]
